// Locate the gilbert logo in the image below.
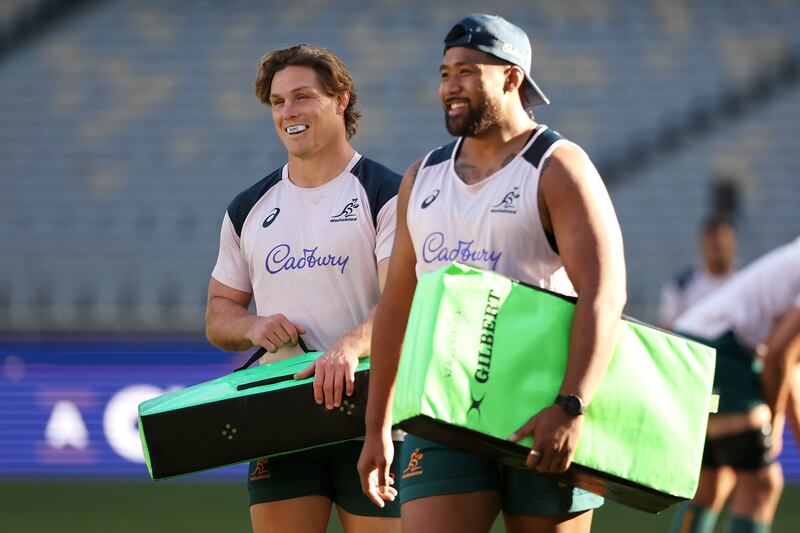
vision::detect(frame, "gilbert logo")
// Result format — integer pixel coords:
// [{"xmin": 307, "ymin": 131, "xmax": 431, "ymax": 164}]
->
[
  {"xmin": 491, "ymin": 186, "xmax": 520, "ymax": 214},
  {"xmin": 467, "ymin": 289, "xmax": 500, "ymax": 419},
  {"xmin": 263, "ymin": 208, "xmax": 280, "ymax": 228},
  {"xmin": 421, "ymin": 189, "xmax": 440, "ymax": 209},
  {"xmin": 331, "ymin": 198, "xmax": 359, "ymax": 222},
  {"xmin": 402, "ymin": 448, "xmax": 424, "ymax": 479},
  {"xmin": 466, "ymin": 392, "xmax": 485, "ymax": 419},
  {"xmin": 250, "ymin": 457, "xmax": 271, "ymax": 481}
]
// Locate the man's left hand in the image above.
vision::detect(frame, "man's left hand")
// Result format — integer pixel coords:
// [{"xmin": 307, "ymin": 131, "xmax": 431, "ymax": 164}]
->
[
  {"xmin": 293, "ymin": 342, "xmax": 360, "ymax": 410},
  {"xmin": 508, "ymin": 404, "xmax": 583, "ymax": 473}
]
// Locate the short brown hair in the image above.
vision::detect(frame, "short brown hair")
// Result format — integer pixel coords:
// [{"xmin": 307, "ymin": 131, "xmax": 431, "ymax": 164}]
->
[{"xmin": 255, "ymin": 44, "xmax": 361, "ymax": 139}]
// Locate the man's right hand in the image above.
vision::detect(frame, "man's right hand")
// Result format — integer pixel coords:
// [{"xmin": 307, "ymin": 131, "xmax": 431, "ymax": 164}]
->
[
  {"xmin": 247, "ymin": 314, "xmax": 306, "ymax": 353},
  {"xmin": 357, "ymin": 429, "xmax": 397, "ymax": 508}
]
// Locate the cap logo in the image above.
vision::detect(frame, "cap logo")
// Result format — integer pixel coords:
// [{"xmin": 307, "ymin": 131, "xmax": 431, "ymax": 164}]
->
[{"xmin": 502, "ymin": 42, "xmax": 526, "ymax": 61}]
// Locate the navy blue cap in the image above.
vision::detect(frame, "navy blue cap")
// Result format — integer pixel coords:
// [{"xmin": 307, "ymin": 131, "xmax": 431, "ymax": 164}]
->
[{"xmin": 444, "ymin": 14, "xmax": 549, "ymax": 108}]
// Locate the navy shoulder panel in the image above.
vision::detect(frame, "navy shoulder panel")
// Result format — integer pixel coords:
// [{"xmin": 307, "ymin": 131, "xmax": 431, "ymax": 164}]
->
[
  {"xmin": 423, "ymin": 141, "xmax": 458, "ymax": 168},
  {"xmin": 673, "ymin": 267, "xmax": 695, "ymax": 290},
  {"xmin": 227, "ymin": 168, "xmax": 283, "ymax": 237},
  {"xmin": 522, "ymin": 128, "xmax": 564, "ymax": 169},
  {"xmin": 350, "ymin": 156, "xmax": 402, "ymax": 228}
]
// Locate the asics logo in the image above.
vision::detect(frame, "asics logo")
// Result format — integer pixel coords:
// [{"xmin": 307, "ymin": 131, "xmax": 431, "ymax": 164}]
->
[
  {"xmin": 262, "ymin": 208, "xmax": 280, "ymax": 228},
  {"xmin": 421, "ymin": 189, "xmax": 440, "ymax": 209}
]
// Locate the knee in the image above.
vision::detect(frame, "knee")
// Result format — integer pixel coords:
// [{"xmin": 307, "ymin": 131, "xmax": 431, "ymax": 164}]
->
[{"xmin": 753, "ymin": 466, "xmax": 784, "ymax": 498}]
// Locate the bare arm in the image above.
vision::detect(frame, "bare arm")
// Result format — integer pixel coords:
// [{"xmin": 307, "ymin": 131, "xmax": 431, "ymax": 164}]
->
[
  {"xmin": 543, "ymin": 144, "xmax": 627, "ymax": 404},
  {"xmin": 761, "ymin": 307, "xmax": 800, "ymax": 429},
  {"xmin": 359, "ymin": 160, "xmax": 421, "ymax": 505},
  {"xmin": 205, "ymin": 277, "xmax": 305, "ymax": 352},
  {"xmin": 787, "ymin": 367, "xmax": 800, "ymax": 447},
  {"xmin": 511, "ymin": 143, "xmax": 626, "ymax": 473},
  {"xmin": 320, "ymin": 258, "xmax": 391, "ymax": 358},
  {"xmin": 364, "ymin": 164, "xmax": 419, "ymax": 434},
  {"xmin": 205, "ymin": 278, "xmax": 256, "ymax": 352},
  {"xmin": 291, "ymin": 253, "xmax": 392, "ymax": 411}
]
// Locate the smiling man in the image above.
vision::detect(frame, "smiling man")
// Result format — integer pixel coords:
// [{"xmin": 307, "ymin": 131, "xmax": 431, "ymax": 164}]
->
[
  {"xmin": 205, "ymin": 44, "xmax": 401, "ymax": 533},
  {"xmin": 358, "ymin": 14, "xmax": 626, "ymax": 533}
]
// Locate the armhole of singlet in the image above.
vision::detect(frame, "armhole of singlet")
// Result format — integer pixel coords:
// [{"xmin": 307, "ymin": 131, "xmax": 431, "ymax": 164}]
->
[{"xmin": 523, "ymin": 129, "xmax": 564, "ymax": 255}]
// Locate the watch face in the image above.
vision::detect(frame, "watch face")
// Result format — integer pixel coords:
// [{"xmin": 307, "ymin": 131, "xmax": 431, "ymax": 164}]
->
[{"xmin": 565, "ymin": 396, "xmax": 582, "ymax": 415}]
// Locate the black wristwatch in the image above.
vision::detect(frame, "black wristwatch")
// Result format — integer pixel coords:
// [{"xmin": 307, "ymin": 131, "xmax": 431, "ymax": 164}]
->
[{"xmin": 555, "ymin": 394, "xmax": 585, "ymax": 416}]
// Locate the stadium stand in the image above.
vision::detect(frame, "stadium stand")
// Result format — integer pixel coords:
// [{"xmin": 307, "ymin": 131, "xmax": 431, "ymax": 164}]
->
[{"xmin": 1, "ymin": 0, "xmax": 800, "ymax": 331}]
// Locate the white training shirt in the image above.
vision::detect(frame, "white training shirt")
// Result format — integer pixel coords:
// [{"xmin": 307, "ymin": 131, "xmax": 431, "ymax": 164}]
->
[
  {"xmin": 212, "ymin": 152, "xmax": 400, "ymax": 354},
  {"xmin": 407, "ymin": 126, "xmax": 576, "ymax": 295},
  {"xmin": 658, "ymin": 267, "xmax": 734, "ymax": 329},
  {"xmin": 675, "ymin": 236, "xmax": 800, "ymax": 348}
]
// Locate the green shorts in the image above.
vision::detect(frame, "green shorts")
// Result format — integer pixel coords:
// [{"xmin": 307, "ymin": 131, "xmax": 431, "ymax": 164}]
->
[
  {"xmin": 398, "ymin": 435, "xmax": 603, "ymax": 516},
  {"xmin": 247, "ymin": 439, "xmax": 401, "ymax": 517}
]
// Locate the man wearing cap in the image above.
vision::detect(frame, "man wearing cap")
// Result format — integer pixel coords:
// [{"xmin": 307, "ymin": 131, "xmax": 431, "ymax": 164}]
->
[{"xmin": 358, "ymin": 14, "xmax": 626, "ymax": 532}]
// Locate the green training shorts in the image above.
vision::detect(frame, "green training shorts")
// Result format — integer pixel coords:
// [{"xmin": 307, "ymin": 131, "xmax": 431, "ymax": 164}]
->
[
  {"xmin": 248, "ymin": 439, "xmax": 401, "ymax": 518},
  {"xmin": 398, "ymin": 434, "xmax": 603, "ymax": 516}
]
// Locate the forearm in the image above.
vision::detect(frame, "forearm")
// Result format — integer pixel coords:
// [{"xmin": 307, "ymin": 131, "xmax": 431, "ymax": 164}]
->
[
  {"xmin": 334, "ymin": 307, "xmax": 377, "ymax": 358},
  {"xmin": 788, "ymin": 370, "xmax": 800, "ymax": 444},
  {"xmin": 365, "ymin": 300, "xmax": 410, "ymax": 434},
  {"xmin": 760, "ymin": 309, "xmax": 800, "ymax": 423},
  {"xmin": 762, "ymin": 336, "xmax": 800, "ymax": 425},
  {"xmin": 205, "ymin": 296, "xmax": 258, "ymax": 352},
  {"xmin": 560, "ymin": 286, "xmax": 626, "ymax": 403}
]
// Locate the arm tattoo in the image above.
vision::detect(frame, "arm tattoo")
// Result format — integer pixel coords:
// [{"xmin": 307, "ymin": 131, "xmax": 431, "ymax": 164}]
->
[{"xmin": 539, "ymin": 154, "xmax": 553, "ymax": 177}]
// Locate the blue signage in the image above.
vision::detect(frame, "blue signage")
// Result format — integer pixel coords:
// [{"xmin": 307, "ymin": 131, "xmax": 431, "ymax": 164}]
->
[
  {"xmin": 0, "ymin": 338, "xmax": 249, "ymax": 480},
  {"xmin": 1, "ymin": 338, "xmax": 799, "ymax": 483}
]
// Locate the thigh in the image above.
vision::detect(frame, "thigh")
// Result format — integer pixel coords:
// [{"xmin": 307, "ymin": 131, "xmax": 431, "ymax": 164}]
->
[
  {"xmin": 503, "ymin": 509, "xmax": 594, "ymax": 533},
  {"xmin": 729, "ymin": 463, "xmax": 784, "ymax": 523},
  {"xmin": 337, "ymin": 505, "xmax": 400, "ymax": 533},
  {"xmin": 329, "ymin": 440, "xmax": 402, "ymax": 519},
  {"xmin": 401, "ymin": 492, "xmax": 500, "ymax": 533},
  {"xmin": 499, "ymin": 466, "xmax": 603, "ymax": 517},
  {"xmin": 250, "ymin": 495, "xmax": 332, "ymax": 533},
  {"xmin": 398, "ymin": 435, "xmax": 501, "ymax": 533}
]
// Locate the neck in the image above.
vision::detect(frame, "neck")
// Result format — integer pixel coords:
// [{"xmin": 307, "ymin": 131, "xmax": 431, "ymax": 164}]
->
[
  {"xmin": 461, "ymin": 110, "xmax": 538, "ymax": 159},
  {"xmin": 287, "ymin": 136, "xmax": 355, "ymax": 188}
]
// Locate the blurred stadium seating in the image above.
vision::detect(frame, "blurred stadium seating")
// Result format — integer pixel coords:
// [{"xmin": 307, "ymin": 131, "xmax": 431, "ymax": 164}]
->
[
  {"xmin": 1, "ymin": 2, "xmax": 800, "ymax": 531},
  {"xmin": 1, "ymin": 0, "xmax": 799, "ymax": 331}
]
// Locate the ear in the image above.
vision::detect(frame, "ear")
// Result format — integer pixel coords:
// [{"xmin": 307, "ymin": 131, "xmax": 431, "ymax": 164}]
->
[
  {"xmin": 503, "ymin": 66, "xmax": 525, "ymax": 95},
  {"xmin": 336, "ymin": 91, "xmax": 351, "ymax": 114}
]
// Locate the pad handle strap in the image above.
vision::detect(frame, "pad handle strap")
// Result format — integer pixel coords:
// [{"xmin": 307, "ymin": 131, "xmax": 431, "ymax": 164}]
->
[{"xmin": 235, "ymin": 336, "xmax": 312, "ymax": 372}]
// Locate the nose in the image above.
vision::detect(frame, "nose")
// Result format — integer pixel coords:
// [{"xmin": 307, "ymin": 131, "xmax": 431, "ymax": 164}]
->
[{"xmin": 281, "ymin": 100, "xmax": 299, "ymax": 121}]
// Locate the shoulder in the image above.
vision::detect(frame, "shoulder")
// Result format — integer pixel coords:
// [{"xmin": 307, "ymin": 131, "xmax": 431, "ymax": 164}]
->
[
  {"xmin": 421, "ymin": 140, "xmax": 458, "ymax": 169},
  {"xmin": 351, "ymin": 156, "xmax": 402, "ymax": 194},
  {"xmin": 227, "ymin": 167, "xmax": 283, "ymax": 237},
  {"xmin": 351, "ymin": 156, "xmax": 402, "ymax": 225},
  {"xmin": 537, "ymin": 133, "xmax": 602, "ymax": 198},
  {"xmin": 521, "ymin": 127, "xmax": 567, "ymax": 170}
]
